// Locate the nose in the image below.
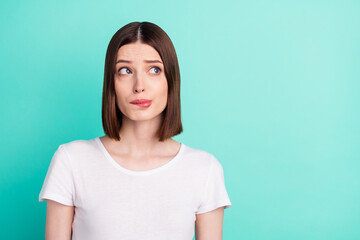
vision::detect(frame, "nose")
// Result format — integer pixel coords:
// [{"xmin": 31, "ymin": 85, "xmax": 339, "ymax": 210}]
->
[
  {"xmin": 133, "ymin": 73, "xmax": 145, "ymax": 93},
  {"xmin": 135, "ymin": 87, "xmax": 144, "ymax": 93}
]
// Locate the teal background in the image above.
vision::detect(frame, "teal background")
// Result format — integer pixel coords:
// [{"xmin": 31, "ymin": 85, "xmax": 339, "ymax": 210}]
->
[{"xmin": 1, "ymin": 0, "xmax": 359, "ymax": 239}]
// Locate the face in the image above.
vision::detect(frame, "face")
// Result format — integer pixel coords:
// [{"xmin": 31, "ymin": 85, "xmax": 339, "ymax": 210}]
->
[{"xmin": 114, "ymin": 41, "xmax": 168, "ymax": 123}]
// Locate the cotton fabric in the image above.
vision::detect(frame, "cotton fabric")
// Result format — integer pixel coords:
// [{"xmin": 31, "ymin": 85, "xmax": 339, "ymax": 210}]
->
[{"xmin": 39, "ymin": 137, "xmax": 232, "ymax": 240}]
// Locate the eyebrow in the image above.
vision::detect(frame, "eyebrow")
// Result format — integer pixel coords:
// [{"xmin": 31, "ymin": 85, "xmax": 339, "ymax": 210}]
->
[{"xmin": 116, "ymin": 59, "xmax": 163, "ymax": 64}]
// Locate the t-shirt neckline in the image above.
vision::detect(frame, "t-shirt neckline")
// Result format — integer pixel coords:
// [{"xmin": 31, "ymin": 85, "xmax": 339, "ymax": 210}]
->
[{"xmin": 94, "ymin": 137, "xmax": 185, "ymax": 176}]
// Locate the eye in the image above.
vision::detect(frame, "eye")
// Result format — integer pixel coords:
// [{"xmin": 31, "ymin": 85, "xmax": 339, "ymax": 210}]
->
[
  {"xmin": 118, "ymin": 67, "xmax": 132, "ymax": 75},
  {"xmin": 149, "ymin": 67, "xmax": 161, "ymax": 74}
]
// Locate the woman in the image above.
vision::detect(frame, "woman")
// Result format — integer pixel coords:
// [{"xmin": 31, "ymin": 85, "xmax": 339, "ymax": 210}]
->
[{"xmin": 39, "ymin": 21, "xmax": 231, "ymax": 240}]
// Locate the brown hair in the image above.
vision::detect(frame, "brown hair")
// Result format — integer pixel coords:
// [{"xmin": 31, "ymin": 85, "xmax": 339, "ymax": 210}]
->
[{"xmin": 101, "ymin": 21, "xmax": 183, "ymax": 142}]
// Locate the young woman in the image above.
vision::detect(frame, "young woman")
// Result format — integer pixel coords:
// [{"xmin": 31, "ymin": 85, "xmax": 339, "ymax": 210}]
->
[{"xmin": 39, "ymin": 21, "xmax": 231, "ymax": 240}]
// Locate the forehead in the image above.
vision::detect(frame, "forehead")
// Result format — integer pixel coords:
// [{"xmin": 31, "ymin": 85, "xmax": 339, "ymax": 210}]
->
[{"xmin": 116, "ymin": 42, "xmax": 161, "ymax": 61}]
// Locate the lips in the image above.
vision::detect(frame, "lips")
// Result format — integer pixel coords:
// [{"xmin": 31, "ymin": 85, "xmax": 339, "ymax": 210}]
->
[
  {"xmin": 130, "ymin": 99, "xmax": 152, "ymax": 108},
  {"xmin": 130, "ymin": 99, "xmax": 152, "ymax": 104}
]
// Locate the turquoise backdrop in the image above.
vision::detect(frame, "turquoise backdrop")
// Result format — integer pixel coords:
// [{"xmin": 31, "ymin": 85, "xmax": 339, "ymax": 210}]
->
[{"xmin": 1, "ymin": 0, "xmax": 359, "ymax": 239}]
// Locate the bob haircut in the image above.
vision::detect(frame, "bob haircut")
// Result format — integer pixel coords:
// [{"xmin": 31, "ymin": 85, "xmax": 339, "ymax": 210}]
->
[{"xmin": 101, "ymin": 21, "xmax": 183, "ymax": 142}]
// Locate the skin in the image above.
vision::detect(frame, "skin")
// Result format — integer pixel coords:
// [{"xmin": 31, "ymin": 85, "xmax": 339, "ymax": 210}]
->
[
  {"xmin": 44, "ymin": 41, "xmax": 224, "ymax": 239},
  {"xmin": 195, "ymin": 207, "xmax": 225, "ymax": 240},
  {"xmin": 45, "ymin": 200, "xmax": 74, "ymax": 240},
  {"xmin": 99, "ymin": 41, "xmax": 181, "ymax": 169}
]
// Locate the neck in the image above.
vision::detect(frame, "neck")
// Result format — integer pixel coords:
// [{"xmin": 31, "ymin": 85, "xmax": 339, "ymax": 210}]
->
[{"xmin": 109, "ymin": 114, "xmax": 172, "ymax": 158}]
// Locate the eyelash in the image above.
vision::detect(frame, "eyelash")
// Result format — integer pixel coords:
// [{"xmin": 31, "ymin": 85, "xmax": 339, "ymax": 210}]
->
[{"xmin": 117, "ymin": 66, "xmax": 162, "ymax": 75}]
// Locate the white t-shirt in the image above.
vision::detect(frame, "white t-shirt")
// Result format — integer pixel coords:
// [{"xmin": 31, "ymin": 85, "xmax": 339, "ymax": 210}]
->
[{"xmin": 39, "ymin": 137, "xmax": 232, "ymax": 240}]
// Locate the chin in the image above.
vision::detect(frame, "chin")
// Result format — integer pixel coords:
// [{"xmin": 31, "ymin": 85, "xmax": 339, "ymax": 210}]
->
[{"xmin": 127, "ymin": 113, "xmax": 163, "ymax": 122}]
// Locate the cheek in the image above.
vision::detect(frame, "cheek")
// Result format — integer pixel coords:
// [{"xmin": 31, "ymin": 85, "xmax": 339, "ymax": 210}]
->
[
  {"xmin": 160, "ymin": 80, "xmax": 168, "ymax": 102},
  {"xmin": 161, "ymin": 77, "xmax": 168, "ymax": 93},
  {"xmin": 114, "ymin": 84, "xmax": 128, "ymax": 106},
  {"xmin": 114, "ymin": 79, "xmax": 130, "ymax": 96}
]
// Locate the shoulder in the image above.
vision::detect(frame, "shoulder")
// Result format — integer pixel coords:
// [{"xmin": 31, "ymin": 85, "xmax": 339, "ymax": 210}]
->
[
  {"xmin": 57, "ymin": 137, "xmax": 98, "ymax": 159},
  {"xmin": 181, "ymin": 143, "xmax": 221, "ymax": 169},
  {"xmin": 60, "ymin": 137, "xmax": 96, "ymax": 149}
]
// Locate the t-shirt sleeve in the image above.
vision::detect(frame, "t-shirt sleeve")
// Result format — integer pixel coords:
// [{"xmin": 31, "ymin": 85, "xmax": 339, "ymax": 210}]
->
[
  {"xmin": 196, "ymin": 155, "xmax": 232, "ymax": 214},
  {"xmin": 39, "ymin": 145, "xmax": 75, "ymax": 206}
]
